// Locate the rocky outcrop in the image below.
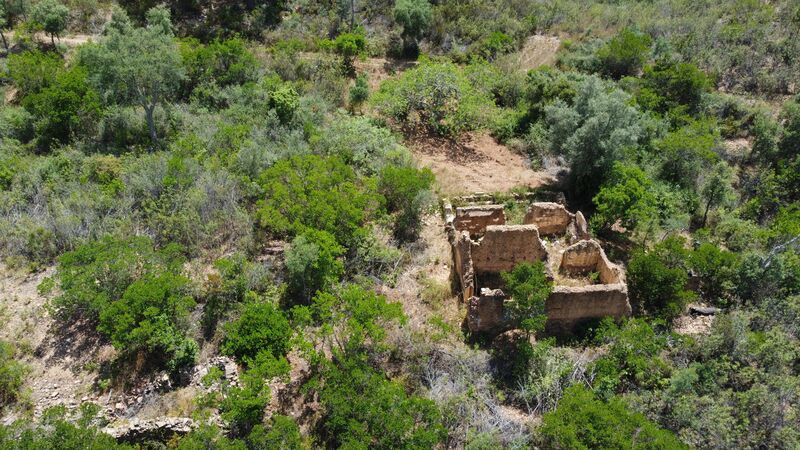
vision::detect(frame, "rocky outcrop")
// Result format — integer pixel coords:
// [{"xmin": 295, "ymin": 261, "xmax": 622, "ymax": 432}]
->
[{"xmin": 103, "ymin": 417, "xmax": 197, "ymax": 443}]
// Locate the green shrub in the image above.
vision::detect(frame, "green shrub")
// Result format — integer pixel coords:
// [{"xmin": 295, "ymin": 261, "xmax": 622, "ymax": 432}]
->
[
  {"xmin": 23, "ymin": 66, "xmax": 102, "ymax": 150},
  {"xmin": 595, "ymin": 28, "xmax": 652, "ymax": 79},
  {"xmin": 0, "ymin": 341, "xmax": 29, "ymax": 407},
  {"xmin": 0, "ymin": 405, "xmax": 134, "ymax": 449},
  {"xmin": 180, "ymin": 37, "xmax": 259, "ymax": 97},
  {"xmin": 332, "ymin": 31, "xmax": 366, "ymax": 76},
  {"xmin": 371, "ymin": 60, "xmax": 500, "ymax": 136},
  {"xmin": 202, "ymin": 255, "xmax": 270, "ymax": 337},
  {"xmin": 256, "ymin": 154, "xmax": 381, "ymax": 248},
  {"xmin": 54, "ymin": 236, "xmax": 196, "ymax": 372},
  {"xmin": 348, "ymin": 73, "xmax": 369, "ymax": 111},
  {"xmin": 318, "ymin": 355, "xmax": 445, "ymax": 449},
  {"xmin": 688, "ymin": 243, "xmax": 740, "ymax": 307},
  {"xmin": 591, "ymin": 318, "xmax": 671, "ymax": 395},
  {"xmin": 221, "ymin": 295, "xmax": 292, "ymax": 365},
  {"xmin": 316, "ymin": 114, "xmax": 411, "ymax": 175},
  {"xmin": 7, "ymin": 50, "xmax": 63, "ymax": 99},
  {"xmin": 285, "ymin": 229, "xmax": 345, "ymax": 304},
  {"xmin": 540, "ymin": 385, "xmax": 688, "ymax": 449},
  {"xmin": 501, "ymin": 261, "xmax": 552, "ymax": 335},
  {"xmin": 637, "ymin": 60, "xmax": 711, "ymax": 119},
  {"xmin": 378, "ymin": 165, "xmax": 435, "ymax": 242},
  {"xmin": 627, "ymin": 237, "xmax": 696, "ymax": 320},
  {"xmin": 592, "ymin": 162, "xmax": 659, "ymax": 233},
  {"xmin": 220, "ymin": 351, "xmax": 289, "ymax": 437},
  {"xmin": 655, "ymin": 120, "xmax": 719, "ymax": 190}
]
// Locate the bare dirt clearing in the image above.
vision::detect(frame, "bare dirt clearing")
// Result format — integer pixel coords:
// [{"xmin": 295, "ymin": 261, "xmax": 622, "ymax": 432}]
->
[
  {"xmin": 516, "ymin": 35, "xmax": 561, "ymax": 71},
  {"xmin": 409, "ymin": 131, "xmax": 558, "ymax": 196}
]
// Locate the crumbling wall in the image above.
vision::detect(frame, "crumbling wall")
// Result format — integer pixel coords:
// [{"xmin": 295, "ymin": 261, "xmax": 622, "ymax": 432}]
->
[
  {"xmin": 560, "ymin": 240, "xmax": 621, "ymax": 284},
  {"xmin": 545, "ymin": 284, "xmax": 631, "ymax": 334},
  {"xmin": 466, "ymin": 289, "xmax": 507, "ymax": 334},
  {"xmin": 453, "ymin": 231, "xmax": 475, "ymax": 302},
  {"xmin": 453, "ymin": 205, "xmax": 506, "ymax": 235},
  {"xmin": 470, "ymin": 225, "xmax": 547, "ymax": 274},
  {"xmin": 524, "ymin": 202, "xmax": 574, "ymax": 235}
]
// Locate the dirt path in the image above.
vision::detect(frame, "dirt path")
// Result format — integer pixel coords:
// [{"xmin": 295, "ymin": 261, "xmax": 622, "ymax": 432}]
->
[{"xmin": 409, "ymin": 132, "xmax": 557, "ymax": 196}]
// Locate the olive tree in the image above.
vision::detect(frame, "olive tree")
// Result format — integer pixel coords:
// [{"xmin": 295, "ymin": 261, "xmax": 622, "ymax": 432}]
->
[
  {"xmin": 31, "ymin": 0, "xmax": 68, "ymax": 46},
  {"xmin": 79, "ymin": 6, "xmax": 183, "ymax": 147}
]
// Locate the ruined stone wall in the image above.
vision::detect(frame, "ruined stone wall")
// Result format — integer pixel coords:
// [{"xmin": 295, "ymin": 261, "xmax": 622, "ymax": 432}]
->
[
  {"xmin": 453, "ymin": 205, "xmax": 506, "ymax": 235},
  {"xmin": 523, "ymin": 202, "xmax": 574, "ymax": 235},
  {"xmin": 560, "ymin": 240, "xmax": 621, "ymax": 284},
  {"xmin": 453, "ymin": 231, "xmax": 475, "ymax": 302},
  {"xmin": 470, "ymin": 225, "xmax": 547, "ymax": 274},
  {"xmin": 545, "ymin": 284, "xmax": 630, "ymax": 334},
  {"xmin": 466, "ymin": 289, "xmax": 507, "ymax": 334}
]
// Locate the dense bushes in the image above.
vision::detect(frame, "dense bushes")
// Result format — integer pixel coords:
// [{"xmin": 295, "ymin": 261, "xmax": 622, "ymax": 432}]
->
[
  {"xmin": 371, "ymin": 60, "xmax": 500, "ymax": 136},
  {"xmin": 0, "ymin": 341, "xmax": 28, "ymax": 407},
  {"xmin": 378, "ymin": 165, "xmax": 434, "ymax": 242},
  {"xmin": 540, "ymin": 385, "xmax": 689, "ymax": 449},
  {"xmin": 596, "ymin": 28, "xmax": 652, "ymax": 79},
  {"xmin": 256, "ymin": 154, "xmax": 381, "ymax": 248},
  {"xmin": 627, "ymin": 237, "xmax": 695, "ymax": 320},
  {"xmin": 54, "ymin": 236, "xmax": 197, "ymax": 372}
]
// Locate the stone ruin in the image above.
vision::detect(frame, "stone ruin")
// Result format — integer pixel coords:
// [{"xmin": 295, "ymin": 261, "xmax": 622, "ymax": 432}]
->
[{"xmin": 444, "ymin": 196, "xmax": 631, "ymax": 336}]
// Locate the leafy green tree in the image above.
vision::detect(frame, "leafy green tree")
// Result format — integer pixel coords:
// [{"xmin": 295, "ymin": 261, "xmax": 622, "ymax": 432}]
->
[
  {"xmin": 23, "ymin": 66, "xmax": 101, "ymax": 150},
  {"xmin": 592, "ymin": 162, "xmax": 659, "ymax": 233},
  {"xmin": 333, "ymin": 31, "xmax": 366, "ymax": 76},
  {"xmin": 30, "ymin": 0, "xmax": 68, "ymax": 46},
  {"xmin": 656, "ymin": 120, "xmax": 719, "ymax": 190},
  {"xmin": 699, "ymin": 161, "xmax": 736, "ymax": 226},
  {"xmin": 309, "ymin": 284, "xmax": 405, "ymax": 355},
  {"xmin": 596, "ymin": 28, "xmax": 652, "ymax": 79},
  {"xmin": 0, "ymin": 341, "xmax": 28, "ymax": 407},
  {"xmin": 79, "ymin": 7, "xmax": 184, "ymax": 147},
  {"xmin": 221, "ymin": 294, "xmax": 292, "ymax": 365},
  {"xmin": 393, "ymin": 0, "xmax": 431, "ymax": 55},
  {"xmin": 540, "ymin": 385, "xmax": 689, "ymax": 449},
  {"xmin": 180, "ymin": 37, "xmax": 259, "ymax": 97},
  {"xmin": 256, "ymin": 154, "xmax": 381, "ymax": 248},
  {"xmin": 318, "ymin": 355, "xmax": 445, "ymax": 449},
  {"xmin": 627, "ymin": 237, "xmax": 695, "ymax": 320},
  {"xmin": 285, "ymin": 229, "xmax": 345, "ymax": 304},
  {"xmin": 546, "ymin": 76, "xmax": 644, "ymax": 200},
  {"xmin": 6, "ymin": 50, "xmax": 63, "ymax": 99},
  {"xmin": 501, "ymin": 261, "xmax": 552, "ymax": 335},
  {"xmin": 378, "ymin": 165, "xmax": 434, "ymax": 242},
  {"xmin": 637, "ymin": 60, "xmax": 711, "ymax": 119},
  {"xmin": 688, "ymin": 243, "xmax": 740, "ymax": 306}
]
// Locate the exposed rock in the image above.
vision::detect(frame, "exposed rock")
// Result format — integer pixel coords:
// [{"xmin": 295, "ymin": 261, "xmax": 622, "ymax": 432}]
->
[
  {"xmin": 689, "ymin": 305, "xmax": 721, "ymax": 316},
  {"xmin": 103, "ymin": 417, "xmax": 197, "ymax": 443}
]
